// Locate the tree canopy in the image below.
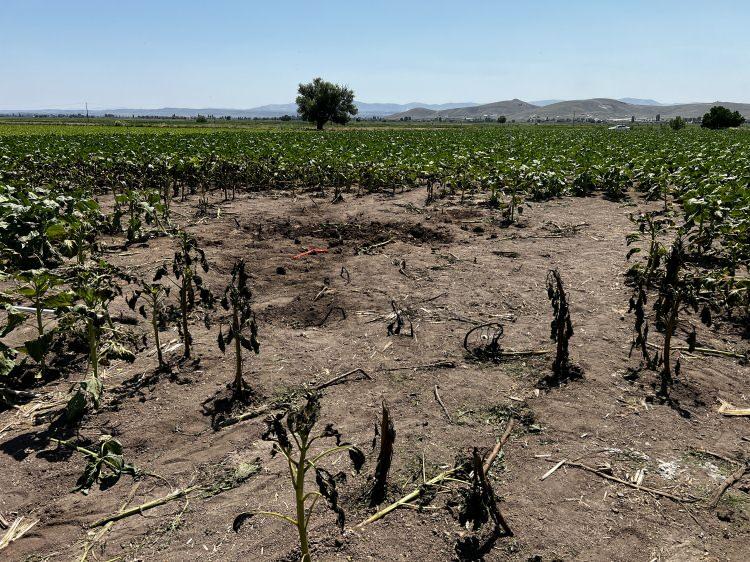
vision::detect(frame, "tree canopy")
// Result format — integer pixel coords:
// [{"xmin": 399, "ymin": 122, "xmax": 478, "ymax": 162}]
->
[
  {"xmin": 701, "ymin": 106, "xmax": 745, "ymax": 129},
  {"xmin": 668, "ymin": 116, "xmax": 686, "ymax": 131},
  {"xmin": 296, "ymin": 78, "xmax": 357, "ymax": 130}
]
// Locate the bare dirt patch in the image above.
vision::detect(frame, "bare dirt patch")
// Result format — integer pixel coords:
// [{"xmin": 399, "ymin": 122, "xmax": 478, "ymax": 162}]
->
[{"xmin": 2, "ymin": 188, "xmax": 748, "ymax": 561}]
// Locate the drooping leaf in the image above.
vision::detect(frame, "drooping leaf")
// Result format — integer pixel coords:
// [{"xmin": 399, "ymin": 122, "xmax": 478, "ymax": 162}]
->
[
  {"xmin": 1, "ymin": 306, "xmax": 25, "ymax": 337},
  {"xmin": 20, "ymin": 331, "xmax": 54, "ymax": 362},
  {"xmin": 348, "ymin": 445, "xmax": 366, "ymax": 473},
  {"xmin": 315, "ymin": 467, "xmax": 346, "ymax": 530}
]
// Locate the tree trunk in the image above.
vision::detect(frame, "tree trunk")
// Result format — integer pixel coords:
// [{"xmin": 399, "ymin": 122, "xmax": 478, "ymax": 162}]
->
[{"xmin": 316, "ymin": 121, "xmax": 324, "ymax": 131}]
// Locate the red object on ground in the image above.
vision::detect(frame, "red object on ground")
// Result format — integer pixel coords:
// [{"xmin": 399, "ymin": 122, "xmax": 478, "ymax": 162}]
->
[{"xmin": 292, "ymin": 247, "xmax": 329, "ymax": 260}]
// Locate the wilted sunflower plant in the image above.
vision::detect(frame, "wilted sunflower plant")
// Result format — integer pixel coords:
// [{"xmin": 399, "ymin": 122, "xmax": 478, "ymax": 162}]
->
[
  {"xmin": 217, "ymin": 259, "xmax": 259, "ymax": 401},
  {"xmin": 233, "ymin": 393, "xmax": 365, "ymax": 562}
]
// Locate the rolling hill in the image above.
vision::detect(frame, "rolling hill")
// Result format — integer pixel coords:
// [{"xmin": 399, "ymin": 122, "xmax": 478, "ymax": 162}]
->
[{"xmin": 385, "ymin": 98, "xmax": 750, "ymax": 121}]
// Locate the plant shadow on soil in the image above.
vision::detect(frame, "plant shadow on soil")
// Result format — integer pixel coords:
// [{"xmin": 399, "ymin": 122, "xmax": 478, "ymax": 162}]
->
[{"xmin": 200, "ymin": 383, "xmax": 264, "ymax": 429}]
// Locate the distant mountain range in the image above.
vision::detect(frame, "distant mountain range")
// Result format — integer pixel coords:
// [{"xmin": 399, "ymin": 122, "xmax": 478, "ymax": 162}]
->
[
  {"xmin": 385, "ymin": 98, "xmax": 750, "ymax": 121},
  {"xmin": 3, "ymin": 98, "xmax": 749, "ymax": 122},
  {"xmin": 618, "ymin": 98, "xmax": 665, "ymax": 106},
  {"xmin": 0, "ymin": 101, "xmax": 479, "ymax": 119}
]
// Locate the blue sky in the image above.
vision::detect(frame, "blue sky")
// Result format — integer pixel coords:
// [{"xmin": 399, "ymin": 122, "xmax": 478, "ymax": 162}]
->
[{"xmin": 1, "ymin": 0, "xmax": 748, "ymax": 109}]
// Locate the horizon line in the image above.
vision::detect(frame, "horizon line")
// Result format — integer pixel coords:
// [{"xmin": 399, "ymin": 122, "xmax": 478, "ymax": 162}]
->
[{"xmin": 4, "ymin": 97, "xmax": 750, "ymax": 112}]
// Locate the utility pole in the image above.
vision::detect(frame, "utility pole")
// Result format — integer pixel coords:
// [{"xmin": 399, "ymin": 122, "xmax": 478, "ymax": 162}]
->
[{"xmin": 85, "ymin": 102, "xmax": 89, "ymax": 119}]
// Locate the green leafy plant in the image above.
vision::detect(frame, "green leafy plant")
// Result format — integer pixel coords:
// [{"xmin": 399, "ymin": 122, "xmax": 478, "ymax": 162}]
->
[
  {"xmin": 64, "ymin": 263, "xmax": 135, "ymax": 423},
  {"xmin": 8, "ymin": 270, "xmax": 73, "ymax": 377},
  {"xmin": 0, "ymin": 184, "xmax": 100, "ymax": 270},
  {"xmin": 217, "ymin": 259, "xmax": 259, "ymax": 401},
  {"xmin": 0, "ymin": 294, "xmax": 22, "ymax": 402},
  {"xmin": 52, "ymin": 435, "xmax": 138, "ymax": 495},
  {"xmin": 626, "ymin": 211, "xmax": 674, "ymax": 287},
  {"xmin": 114, "ymin": 186, "xmax": 165, "ymax": 243},
  {"xmin": 669, "ymin": 116, "xmax": 686, "ymax": 131},
  {"xmin": 572, "ymin": 168, "xmax": 597, "ymax": 197},
  {"xmin": 233, "ymin": 393, "xmax": 365, "ymax": 562}
]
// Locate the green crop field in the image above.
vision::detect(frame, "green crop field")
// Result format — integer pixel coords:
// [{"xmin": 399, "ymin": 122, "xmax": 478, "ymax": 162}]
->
[{"xmin": 2, "ymin": 122, "xmax": 748, "ymax": 269}]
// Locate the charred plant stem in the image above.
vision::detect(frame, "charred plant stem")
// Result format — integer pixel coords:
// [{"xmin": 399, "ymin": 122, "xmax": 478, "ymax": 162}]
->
[
  {"xmin": 152, "ymin": 299, "xmax": 164, "ymax": 369},
  {"xmin": 232, "ymin": 306, "xmax": 243, "ymax": 399},
  {"xmin": 180, "ymin": 274, "xmax": 191, "ymax": 359},
  {"xmin": 659, "ymin": 292, "xmax": 682, "ymax": 399},
  {"xmin": 314, "ymin": 368, "xmax": 371, "ymax": 391},
  {"xmin": 369, "ymin": 401, "xmax": 396, "ymax": 507},
  {"xmin": 295, "ymin": 440, "xmax": 312, "ymax": 561}
]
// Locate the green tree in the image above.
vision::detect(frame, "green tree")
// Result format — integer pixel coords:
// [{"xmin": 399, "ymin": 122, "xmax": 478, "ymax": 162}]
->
[
  {"xmin": 296, "ymin": 78, "xmax": 357, "ymax": 130},
  {"xmin": 669, "ymin": 116, "xmax": 686, "ymax": 130},
  {"xmin": 701, "ymin": 106, "xmax": 745, "ymax": 129},
  {"xmin": 497, "ymin": 116, "xmax": 507, "ymax": 123}
]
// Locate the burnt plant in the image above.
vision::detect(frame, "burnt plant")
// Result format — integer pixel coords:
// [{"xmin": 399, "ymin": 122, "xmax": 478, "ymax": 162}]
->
[
  {"xmin": 453, "ymin": 448, "xmax": 513, "ymax": 560},
  {"xmin": 425, "ymin": 181, "xmax": 435, "ymax": 205},
  {"xmin": 233, "ymin": 393, "xmax": 365, "ymax": 562},
  {"xmin": 628, "ymin": 281, "xmax": 657, "ymax": 370},
  {"xmin": 217, "ymin": 259, "xmax": 259, "ymax": 401},
  {"xmin": 171, "ymin": 231, "xmax": 213, "ymax": 359},
  {"xmin": 652, "ymin": 239, "xmax": 687, "ymax": 400},
  {"xmin": 657, "ymin": 285, "xmax": 683, "ymax": 400},
  {"xmin": 126, "ymin": 271, "xmax": 170, "ymax": 371},
  {"xmin": 463, "ymin": 322, "xmax": 504, "ymax": 360},
  {"xmin": 387, "ymin": 300, "xmax": 413, "ymax": 337},
  {"xmin": 542, "ymin": 269, "xmax": 582, "ymax": 387},
  {"xmin": 654, "ymin": 237, "xmax": 683, "ymax": 330},
  {"xmin": 368, "ymin": 400, "xmax": 396, "ymax": 507},
  {"xmin": 645, "ymin": 238, "xmax": 712, "ymax": 403}
]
